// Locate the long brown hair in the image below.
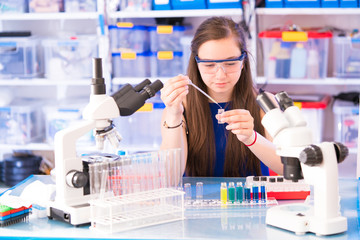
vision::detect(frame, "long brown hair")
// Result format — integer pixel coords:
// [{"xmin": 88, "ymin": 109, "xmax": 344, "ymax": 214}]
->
[{"xmin": 185, "ymin": 17, "xmax": 265, "ymax": 177}]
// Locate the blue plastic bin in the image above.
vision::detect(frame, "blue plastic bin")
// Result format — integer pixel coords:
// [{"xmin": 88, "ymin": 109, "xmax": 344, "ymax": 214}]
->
[
  {"xmin": 321, "ymin": 0, "xmax": 339, "ymax": 7},
  {"xmin": 171, "ymin": 0, "xmax": 206, "ymax": 9},
  {"xmin": 265, "ymin": 0, "xmax": 283, "ymax": 7},
  {"xmin": 207, "ymin": 0, "xmax": 241, "ymax": 9},
  {"xmin": 152, "ymin": 0, "xmax": 172, "ymax": 10},
  {"xmin": 284, "ymin": 0, "xmax": 321, "ymax": 7},
  {"xmin": 339, "ymin": 0, "xmax": 358, "ymax": 7}
]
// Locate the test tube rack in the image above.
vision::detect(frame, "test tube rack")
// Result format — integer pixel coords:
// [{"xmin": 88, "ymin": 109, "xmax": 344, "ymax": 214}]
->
[
  {"xmin": 89, "ymin": 188, "xmax": 184, "ymax": 233},
  {"xmin": 246, "ymin": 176, "xmax": 310, "ymax": 200},
  {"xmin": 184, "ymin": 198, "xmax": 278, "ymax": 209}
]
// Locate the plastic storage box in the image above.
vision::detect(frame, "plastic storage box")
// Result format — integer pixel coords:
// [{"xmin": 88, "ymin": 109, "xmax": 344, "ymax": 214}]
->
[
  {"xmin": 333, "ymin": 100, "xmax": 359, "ymax": 149},
  {"xmin": 284, "ymin": 0, "xmax": 320, "ymax": 7},
  {"xmin": 109, "ymin": 23, "xmax": 149, "ymax": 53},
  {"xmin": 149, "ymin": 25, "xmax": 189, "ymax": 52},
  {"xmin": 113, "ymin": 98, "xmax": 165, "ymax": 149},
  {"xmin": 171, "ymin": 0, "xmax": 206, "ymax": 9},
  {"xmin": 259, "ymin": 30, "xmax": 332, "ymax": 80},
  {"xmin": 150, "ymin": 51, "xmax": 183, "ymax": 77},
  {"xmin": 333, "ymin": 36, "xmax": 360, "ymax": 78},
  {"xmin": 292, "ymin": 94, "xmax": 330, "ymax": 143},
  {"xmin": 29, "ymin": 0, "xmax": 64, "ymax": 12},
  {"xmin": 0, "ymin": 0, "xmax": 27, "ymax": 13},
  {"xmin": 180, "ymin": 36, "xmax": 192, "ymax": 75},
  {"xmin": 0, "ymin": 99, "xmax": 44, "ymax": 145},
  {"xmin": 42, "ymin": 35, "xmax": 98, "ymax": 79},
  {"xmin": 152, "ymin": 0, "xmax": 172, "ymax": 10},
  {"xmin": 64, "ymin": 0, "xmax": 97, "ymax": 12},
  {"xmin": 321, "ymin": 0, "xmax": 339, "ymax": 7},
  {"xmin": 265, "ymin": 0, "xmax": 283, "ymax": 7},
  {"xmin": 43, "ymin": 99, "xmax": 94, "ymax": 145},
  {"xmin": 112, "ymin": 51, "xmax": 151, "ymax": 78},
  {"xmin": 206, "ymin": 0, "xmax": 241, "ymax": 8},
  {"xmin": 0, "ymin": 36, "xmax": 42, "ymax": 78},
  {"xmin": 339, "ymin": 0, "xmax": 358, "ymax": 7}
]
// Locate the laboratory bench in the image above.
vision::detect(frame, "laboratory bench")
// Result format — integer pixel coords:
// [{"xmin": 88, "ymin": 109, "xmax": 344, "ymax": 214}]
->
[{"xmin": 0, "ymin": 177, "xmax": 359, "ymax": 240}]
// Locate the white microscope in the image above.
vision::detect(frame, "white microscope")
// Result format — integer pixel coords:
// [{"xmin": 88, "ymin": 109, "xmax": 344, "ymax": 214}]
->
[
  {"xmin": 47, "ymin": 58, "xmax": 163, "ymax": 226},
  {"xmin": 256, "ymin": 91, "xmax": 348, "ymax": 236}
]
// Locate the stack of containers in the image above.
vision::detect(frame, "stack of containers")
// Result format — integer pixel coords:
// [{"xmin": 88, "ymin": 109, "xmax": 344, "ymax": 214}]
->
[
  {"xmin": 0, "ymin": 35, "xmax": 43, "ymax": 79},
  {"xmin": 64, "ymin": 0, "xmax": 97, "ymax": 12},
  {"xmin": 110, "ymin": 22, "xmax": 151, "ymax": 78},
  {"xmin": 28, "ymin": 0, "xmax": 64, "ymax": 12},
  {"xmin": 333, "ymin": 34, "xmax": 360, "ymax": 78},
  {"xmin": 258, "ymin": 30, "xmax": 332, "ymax": 80},
  {"xmin": 149, "ymin": 25, "xmax": 187, "ymax": 77}
]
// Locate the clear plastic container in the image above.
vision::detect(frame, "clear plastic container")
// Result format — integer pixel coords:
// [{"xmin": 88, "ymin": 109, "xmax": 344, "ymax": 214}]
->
[
  {"xmin": 333, "ymin": 100, "xmax": 359, "ymax": 149},
  {"xmin": 112, "ymin": 51, "xmax": 151, "ymax": 78},
  {"xmin": 42, "ymin": 35, "xmax": 98, "ymax": 79},
  {"xmin": 333, "ymin": 36, "xmax": 360, "ymax": 78},
  {"xmin": 180, "ymin": 36, "xmax": 192, "ymax": 74},
  {"xmin": 43, "ymin": 99, "xmax": 94, "ymax": 145},
  {"xmin": 259, "ymin": 30, "xmax": 332, "ymax": 80},
  {"xmin": 28, "ymin": 0, "xmax": 64, "ymax": 12},
  {"xmin": 150, "ymin": 51, "xmax": 183, "ymax": 77},
  {"xmin": 149, "ymin": 25, "xmax": 189, "ymax": 52},
  {"xmin": 0, "ymin": 0, "xmax": 27, "ymax": 13},
  {"xmin": 0, "ymin": 99, "xmax": 44, "ymax": 144},
  {"xmin": 112, "ymin": 97, "xmax": 164, "ymax": 149},
  {"xmin": 0, "ymin": 37, "xmax": 42, "ymax": 78},
  {"xmin": 292, "ymin": 95, "xmax": 330, "ymax": 143},
  {"xmin": 64, "ymin": 0, "xmax": 96, "ymax": 12},
  {"xmin": 109, "ymin": 23, "xmax": 149, "ymax": 53}
]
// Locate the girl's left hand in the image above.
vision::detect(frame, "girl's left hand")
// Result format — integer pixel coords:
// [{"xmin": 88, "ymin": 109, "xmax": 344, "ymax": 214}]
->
[{"xmin": 216, "ymin": 109, "xmax": 255, "ymax": 145}]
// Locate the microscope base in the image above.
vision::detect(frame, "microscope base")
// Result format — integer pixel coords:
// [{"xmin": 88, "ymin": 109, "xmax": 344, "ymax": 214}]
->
[
  {"xmin": 266, "ymin": 203, "xmax": 347, "ymax": 236},
  {"xmin": 47, "ymin": 201, "xmax": 91, "ymax": 226}
]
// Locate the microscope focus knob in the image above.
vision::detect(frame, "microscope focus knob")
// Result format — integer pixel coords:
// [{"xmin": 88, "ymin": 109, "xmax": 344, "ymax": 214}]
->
[
  {"xmin": 66, "ymin": 170, "xmax": 88, "ymax": 188},
  {"xmin": 333, "ymin": 142, "xmax": 349, "ymax": 164},
  {"xmin": 299, "ymin": 144, "xmax": 323, "ymax": 166}
]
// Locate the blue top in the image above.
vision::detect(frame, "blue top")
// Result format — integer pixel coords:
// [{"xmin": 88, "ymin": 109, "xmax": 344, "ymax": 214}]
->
[{"xmin": 209, "ymin": 102, "xmax": 269, "ymax": 177}]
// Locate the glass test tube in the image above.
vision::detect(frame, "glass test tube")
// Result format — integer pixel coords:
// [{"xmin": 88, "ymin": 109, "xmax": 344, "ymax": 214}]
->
[
  {"xmin": 184, "ymin": 183, "xmax": 192, "ymax": 200},
  {"xmin": 220, "ymin": 182, "xmax": 228, "ymax": 204},
  {"xmin": 236, "ymin": 182, "xmax": 243, "ymax": 203},
  {"xmin": 228, "ymin": 182, "xmax": 236, "ymax": 203},
  {"xmin": 196, "ymin": 182, "xmax": 203, "ymax": 199}
]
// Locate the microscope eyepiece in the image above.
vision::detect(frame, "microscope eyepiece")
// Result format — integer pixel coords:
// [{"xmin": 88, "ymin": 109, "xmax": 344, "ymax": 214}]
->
[
  {"xmin": 275, "ymin": 91, "xmax": 294, "ymax": 111},
  {"xmin": 91, "ymin": 58, "xmax": 106, "ymax": 95}
]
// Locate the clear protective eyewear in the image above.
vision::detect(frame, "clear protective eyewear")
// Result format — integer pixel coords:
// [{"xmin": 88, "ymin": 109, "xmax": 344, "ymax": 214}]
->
[{"xmin": 195, "ymin": 51, "xmax": 247, "ymax": 74}]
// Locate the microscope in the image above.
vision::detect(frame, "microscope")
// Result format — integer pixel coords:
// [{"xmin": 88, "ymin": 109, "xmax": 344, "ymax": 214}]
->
[
  {"xmin": 47, "ymin": 58, "xmax": 163, "ymax": 226},
  {"xmin": 256, "ymin": 91, "xmax": 348, "ymax": 236}
]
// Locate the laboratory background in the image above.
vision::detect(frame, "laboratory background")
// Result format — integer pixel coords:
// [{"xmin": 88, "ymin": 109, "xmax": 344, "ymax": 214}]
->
[{"xmin": 0, "ymin": 0, "xmax": 360, "ymax": 239}]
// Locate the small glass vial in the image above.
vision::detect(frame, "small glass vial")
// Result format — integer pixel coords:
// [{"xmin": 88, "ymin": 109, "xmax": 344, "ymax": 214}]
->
[
  {"xmin": 184, "ymin": 183, "xmax": 192, "ymax": 200},
  {"xmin": 218, "ymin": 108, "xmax": 225, "ymax": 124},
  {"xmin": 236, "ymin": 182, "xmax": 243, "ymax": 203},
  {"xmin": 228, "ymin": 182, "xmax": 236, "ymax": 203},
  {"xmin": 220, "ymin": 182, "xmax": 228, "ymax": 204},
  {"xmin": 196, "ymin": 182, "xmax": 203, "ymax": 199}
]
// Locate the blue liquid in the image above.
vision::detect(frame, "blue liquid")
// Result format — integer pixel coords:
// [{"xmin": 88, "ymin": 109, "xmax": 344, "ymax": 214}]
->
[
  {"xmin": 252, "ymin": 185, "xmax": 259, "ymax": 202},
  {"xmin": 236, "ymin": 186, "xmax": 243, "ymax": 203},
  {"xmin": 244, "ymin": 187, "xmax": 251, "ymax": 203},
  {"xmin": 260, "ymin": 185, "xmax": 266, "ymax": 202}
]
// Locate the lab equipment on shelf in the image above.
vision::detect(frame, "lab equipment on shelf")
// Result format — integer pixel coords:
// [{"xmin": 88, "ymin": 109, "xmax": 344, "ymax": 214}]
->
[
  {"xmin": 259, "ymin": 29, "xmax": 332, "ymax": 80},
  {"xmin": 333, "ymin": 36, "xmax": 360, "ymax": 78}
]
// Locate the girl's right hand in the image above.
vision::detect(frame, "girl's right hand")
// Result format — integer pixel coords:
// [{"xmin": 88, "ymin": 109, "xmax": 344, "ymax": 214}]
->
[{"xmin": 160, "ymin": 74, "xmax": 190, "ymax": 116}]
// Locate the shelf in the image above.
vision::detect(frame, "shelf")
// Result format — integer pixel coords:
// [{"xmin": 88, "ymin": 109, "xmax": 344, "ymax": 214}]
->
[
  {"xmin": 0, "ymin": 12, "xmax": 100, "ymax": 21},
  {"xmin": 256, "ymin": 8, "xmax": 360, "ymax": 15},
  {"xmin": 256, "ymin": 77, "xmax": 360, "ymax": 85},
  {"xmin": 108, "ymin": 9, "xmax": 242, "ymax": 19},
  {"xmin": 0, "ymin": 78, "xmax": 92, "ymax": 86}
]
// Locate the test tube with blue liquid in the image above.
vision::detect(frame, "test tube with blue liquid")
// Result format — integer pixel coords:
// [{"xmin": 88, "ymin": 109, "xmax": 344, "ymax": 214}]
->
[
  {"xmin": 260, "ymin": 182, "xmax": 266, "ymax": 203},
  {"xmin": 252, "ymin": 182, "xmax": 259, "ymax": 203},
  {"xmin": 236, "ymin": 182, "xmax": 243, "ymax": 203}
]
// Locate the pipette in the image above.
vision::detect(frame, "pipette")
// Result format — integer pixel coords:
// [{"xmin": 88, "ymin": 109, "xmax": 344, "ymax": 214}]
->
[{"xmin": 188, "ymin": 81, "xmax": 223, "ymax": 109}]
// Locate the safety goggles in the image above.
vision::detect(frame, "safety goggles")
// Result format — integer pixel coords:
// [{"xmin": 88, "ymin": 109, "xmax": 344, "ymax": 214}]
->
[{"xmin": 195, "ymin": 51, "xmax": 247, "ymax": 74}]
